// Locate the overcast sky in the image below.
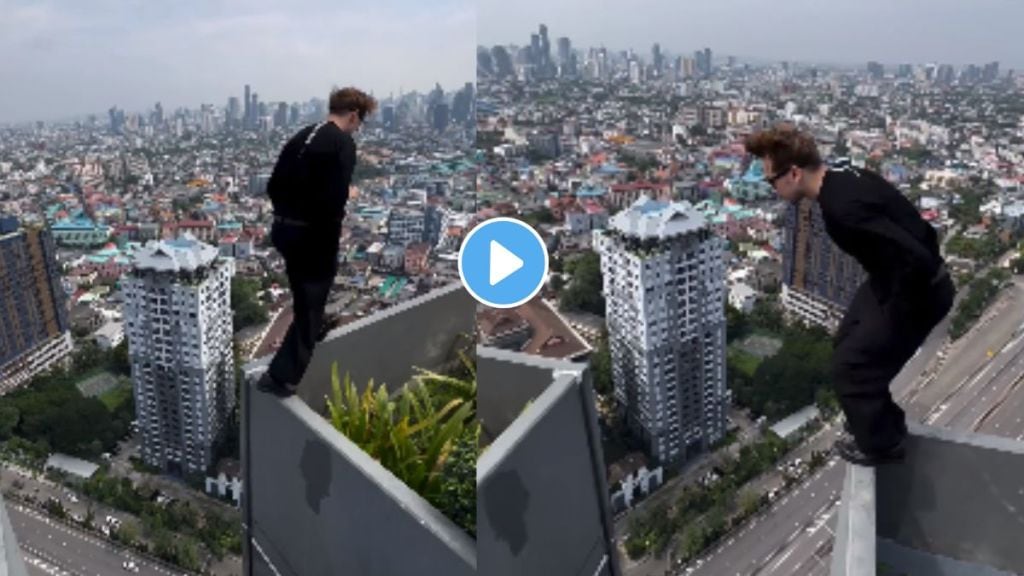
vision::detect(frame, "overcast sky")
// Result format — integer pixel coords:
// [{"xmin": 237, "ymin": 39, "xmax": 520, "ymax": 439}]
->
[
  {"xmin": 480, "ymin": 0, "xmax": 1023, "ymax": 71},
  {"xmin": 1, "ymin": 0, "xmax": 474, "ymax": 124}
]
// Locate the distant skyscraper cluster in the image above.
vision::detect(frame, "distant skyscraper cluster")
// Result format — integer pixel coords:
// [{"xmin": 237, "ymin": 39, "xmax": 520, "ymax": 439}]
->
[
  {"xmin": 0, "ymin": 216, "xmax": 73, "ymax": 394},
  {"xmin": 866, "ymin": 60, "xmax": 1003, "ymax": 84},
  {"xmin": 595, "ymin": 197, "xmax": 728, "ymax": 466},
  {"xmin": 479, "ymin": 24, "xmax": 718, "ymax": 84}
]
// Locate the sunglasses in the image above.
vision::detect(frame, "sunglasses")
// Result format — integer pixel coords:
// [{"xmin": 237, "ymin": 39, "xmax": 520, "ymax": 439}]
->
[{"xmin": 764, "ymin": 166, "xmax": 793, "ymax": 186}]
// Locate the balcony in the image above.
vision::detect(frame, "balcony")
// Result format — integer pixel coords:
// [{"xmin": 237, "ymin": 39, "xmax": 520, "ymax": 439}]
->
[
  {"xmin": 241, "ymin": 283, "xmax": 477, "ymax": 576},
  {"xmin": 477, "ymin": 346, "xmax": 621, "ymax": 576},
  {"xmin": 0, "ymin": 494, "xmax": 28, "ymax": 575},
  {"xmin": 831, "ymin": 422, "xmax": 1024, "ymax": 576}
]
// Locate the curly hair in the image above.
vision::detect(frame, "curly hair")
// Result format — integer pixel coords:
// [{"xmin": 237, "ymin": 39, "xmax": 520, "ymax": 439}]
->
[
  {"xmin": 744, "ymin": 123, "xmax": 822, "ymax": 172},
  {"xmin": 328, "ymin": 87, "xmax": 378, "ymax": 120}
]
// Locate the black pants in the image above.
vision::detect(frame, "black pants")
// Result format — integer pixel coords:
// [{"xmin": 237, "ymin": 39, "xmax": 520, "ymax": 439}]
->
[
  {"xmin": 267, "ymin": 220, "xmax": 340, "ymax": 387},
  {"xmin": 832, "ymin": 272, "xmax": 955, "ymax": 453}
]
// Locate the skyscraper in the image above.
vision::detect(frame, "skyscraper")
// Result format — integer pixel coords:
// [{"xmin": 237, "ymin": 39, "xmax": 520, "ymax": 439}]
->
[
  {"xmin": 275, "ymin": 103, "xmax": 288, "ymax": 128},
  {"xmin": 651, "ymin": 43, "xmax": 663, "ymax": 77},
  {"xmin": 557, "ymin": 37, "xmax": 571, "ymax": 68},
  {"xmin": 122, "ymin": 236, "xmax": 236, "ymax": 475},
  {"xmin": 244, "ymin": 84, "xmax": 251, "ymax": 129},
  {"xmin": 595, "ymin": 196, "xmax": 728, "ymax": 465},
  {"xmin": 538, "ymin": 24, "xmax": 551, "ymax": 72},
  {"xmin": 251, "ymin": 92, "xmax": 260, "ymax": 128},
  {"xmin": 227, "ymin": 97, "xmax": 241, "ymax": 129},
  {"xmin": 0, "ymin": 216, "xmax": 73, "ymax": 393},
  {"xmin": 780, "ymin": 197, "xmax": 867, "ymax": 333}
]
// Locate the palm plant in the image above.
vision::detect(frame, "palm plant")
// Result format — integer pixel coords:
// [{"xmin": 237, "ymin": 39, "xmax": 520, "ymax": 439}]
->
[
  {"xmin": 326, "ymin": 362, "xmax": 473, "ymax": 500},
  {"xmin": 411, "ymin": 348, "xmax": 477, "ymax": 412}
]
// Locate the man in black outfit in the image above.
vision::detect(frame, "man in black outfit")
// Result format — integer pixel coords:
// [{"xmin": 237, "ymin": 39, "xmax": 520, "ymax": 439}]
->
[
  {"xmin": 257, "ymin": 87, "xmax": 377, "ymax": 397},
  {"xmin": 745, "ymin": 124, "xmax": 955, "ymax": 466}
]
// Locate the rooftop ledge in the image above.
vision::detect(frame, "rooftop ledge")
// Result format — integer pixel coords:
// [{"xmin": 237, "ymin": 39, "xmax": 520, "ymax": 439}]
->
[
  {"xmin": 241, "ymin": 283, "xmax": 620, "ymax": 575},
  {"xmin": 832, "ymin": 422, "xmax": 1024, "ymax": 576}
]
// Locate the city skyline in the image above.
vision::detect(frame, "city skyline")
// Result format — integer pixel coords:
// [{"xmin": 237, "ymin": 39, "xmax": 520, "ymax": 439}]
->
[
  {"xmin": 0, "ymin": 0, "xmax": 474, "ymax": 124},
  {"xmin": 478, "ymin": 0, "xmax": 1024, "ymax": 71}
]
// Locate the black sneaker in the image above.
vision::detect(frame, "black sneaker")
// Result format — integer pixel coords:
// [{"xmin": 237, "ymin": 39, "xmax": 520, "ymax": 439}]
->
[
  {"xmin": 256, "ymin": 372, "xmax": 297, "ymax": 398},
  {"xmin": 835, "ymin": 436, "xmax": 905, "ymax": 466}
]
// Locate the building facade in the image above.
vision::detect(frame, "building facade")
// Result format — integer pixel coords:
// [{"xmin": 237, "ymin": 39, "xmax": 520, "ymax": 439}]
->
[
  {"xmin": 122, "ymin": 235, "xmax": 236, "ymax": 475},
  {"xmin": 387, "ymin": 208, "xmax": 426, "ymax": 247},
  {"xmin": 595, "ymin": 197, "xmax": 727, "ymax": 466},
  {"xmin": 0, "ymin": 217, "xmax": 73, "ymax": 393},
  {"xmin": 780, "ymin": 198, "xmax": 866, "ymax": 333}
]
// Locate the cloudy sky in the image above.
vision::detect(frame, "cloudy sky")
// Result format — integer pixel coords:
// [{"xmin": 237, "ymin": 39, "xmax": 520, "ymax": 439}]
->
[
  {"xmin": 1, "ymin": 0, "xmax": 474, "ymax": 123},
  {"xmin": 480, "ymin": 0, "xmax": 1023, "ymax": 71}
]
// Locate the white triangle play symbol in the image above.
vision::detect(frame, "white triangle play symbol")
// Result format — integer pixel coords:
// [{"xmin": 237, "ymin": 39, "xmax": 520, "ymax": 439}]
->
[{"xmin": 490, "ymin": 240, "xmax": 524, "ymax": 286}]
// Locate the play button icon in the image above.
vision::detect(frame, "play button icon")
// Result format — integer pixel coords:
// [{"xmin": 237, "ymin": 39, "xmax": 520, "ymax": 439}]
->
[
  {"xmin": 489, "ymin": 240, "xmax": 523, "ymax": 286},
  {"xmin": 459, "ymin": 217, "xmax": 549, "ymax": 308}
]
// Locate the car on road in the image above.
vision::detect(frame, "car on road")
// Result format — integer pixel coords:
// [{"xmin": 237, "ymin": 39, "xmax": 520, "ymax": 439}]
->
[{"xmin": 122, "ymin": 559, "xmax": 139, "ymax": 572}]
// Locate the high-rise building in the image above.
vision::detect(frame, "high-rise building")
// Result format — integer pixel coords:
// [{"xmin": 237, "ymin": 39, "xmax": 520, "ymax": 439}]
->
[
  {"xmin": 538, "ymin": 24, "xmax": 551, "ymax": 73},
  {"xmin": 629, "ymin": 59, "xmax": 643, "ymax": 84},
  {"xmin": 275, "ymin": 102, "xmax": 288, "ymax": 128},
  {"xmin": 251, "ymin": 92, "xmax": 260, "ymax": 128},
  {"xmin": 289, "ymin": 103, "xmax": 301, "ymax": 126},
  {"xmin": 557, "ymin": 37, "xmax": 571, "ymax": 68},
  {"xmin": 867, "ymin": 61, "xmax": 885, "ymax": 80},
  {"xmin": 452, "ymin": 83, "xmax": 474, "ymax": 126},
  {"xmin": 780, "ymin": 197, "xmax": 866, "ymax": 333},
  {"xmin": 108, "ymin": 106, "xmax": 125, "ymax": 135},
  {"xmin": 387, "ymin": 208, "xmax": 426, "ymax": 247},
  {"xmin": 984, "ymin": 61, "xmax": 1000, "ymax": 83},
  {"xmin": 0, "ymin": 216, "xmax": 73, "ymax": 393},
  {"xmin": 244, "ymin": 84, "xmax": 251, "ymax": 129},
  {"xmin": 651, "ymin": 43, "xmax": 663, "ymax": 77},
  {"xmin": 122, "ymin": 236, "xmax": 236, "ymax": 475},
  {"xmin": 431, "ymin": 102, "xmax": 450, "ymax": 133},
  {"xmin": 683, "ymin": 57, "xmax": 696, "ymax": 78},
  {"xmin": 227, "ymin": 97, "xmax": 241, "ymax": 129},
  {"xmin": 595, "ymin": 196, "xmax": 728, "ymax": 465}
]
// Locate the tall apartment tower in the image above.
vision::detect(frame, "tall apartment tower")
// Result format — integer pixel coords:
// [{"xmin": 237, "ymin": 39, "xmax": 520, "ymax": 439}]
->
[
  {"xmin": 780, "ymin": 197, "xmax": 866, "ymax": 333},
  {"xmin": 595, "ymin": 196, "xmax": 728, "ymax": 466},
  {"xmin": 122, "ymin": 235, "xmax": 236, "ymax": 475},
  {"xmin": 0, "ymin": 216, "xmax": 73, "ymax": 393}
]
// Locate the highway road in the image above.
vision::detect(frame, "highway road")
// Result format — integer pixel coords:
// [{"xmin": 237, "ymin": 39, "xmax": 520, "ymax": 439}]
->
[
  {"xmin": 9, "ymin": 502, "xmax": 186, "ymax": 576},
  {"xmin": 684, "ymin": 276, "xmax": 1024, "ymax": 576}
]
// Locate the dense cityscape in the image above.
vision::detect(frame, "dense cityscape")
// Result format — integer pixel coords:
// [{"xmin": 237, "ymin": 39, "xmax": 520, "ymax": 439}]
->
[
  {"xmin": 0, "ymin": 7, "xmax": 1023, "ymax": 576},
  {"xmin": 0, "ymin": 79, "xmax": 476, "ymax": 574},
  {"xmin": 478, "ymin": 22, "xmax": 1024, "ymax": 576}
]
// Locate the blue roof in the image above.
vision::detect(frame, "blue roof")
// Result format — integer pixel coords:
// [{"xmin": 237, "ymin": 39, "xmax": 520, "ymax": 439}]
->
[
  {"xmin": 577, "ymin": 185, "xmax": 607, "ymax": 197},
  {"xmin": 639, "ymin": 201, "xmax": 670, "ymax": 214},
  {"xmin": 742, "ymin": 159, "xmax": 766, "ymax": 182},
  {"xmin": 53, "ymin": 217, "xmax": 99, "ymax": 230},
  {"xmin": 166, "ymin": 237, "xmax": 199, "ymax": 249},
  {"xmin": 597, "ymin": 164, "xmax": 623, "ymax": 174}
]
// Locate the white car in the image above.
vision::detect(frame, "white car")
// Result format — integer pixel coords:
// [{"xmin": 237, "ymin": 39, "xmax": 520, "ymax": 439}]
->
[{"xmin": 122, "ymin": 560, "xmax": 139, "ymax": 572}]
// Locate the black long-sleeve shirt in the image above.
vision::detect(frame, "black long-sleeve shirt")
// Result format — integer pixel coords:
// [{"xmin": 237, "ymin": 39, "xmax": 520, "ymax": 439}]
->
[
  {"xmin": 266, "ymin": 122, "xmax": 356, "ymax": 227},
  {"xmin": 818, "ymin": 166, "xmax": 942, "ymax": 302}
]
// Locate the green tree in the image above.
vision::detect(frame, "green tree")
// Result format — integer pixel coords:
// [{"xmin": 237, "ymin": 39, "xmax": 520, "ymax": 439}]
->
[
  {"xmin": 559, "ymin": 251, "xmax": 605, "ymax": 316},
  {"xmin": 112, "ymin": 522, "xmax": 138, "ymax": 546},
  {"xmin": 231, "ymin": 277, "xmax": 268, "ymax": 331},
  {"xmin": 725, "ymin": 303, "xmax": 750, "ymax": 343},
  {"xmin": 590, "ymin": 336, "xmax": 613, "ymax": 396},
  {"xmin": 109, "ymin": 340, "xmax": 130, "ymax": 376},
  {"xmin": 0, "ymin": 406, "xmax": 19, "ymax": 440},
  {"xmin": 550, "ymin": 275, "xmax": 565, "ymax": 292}
]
